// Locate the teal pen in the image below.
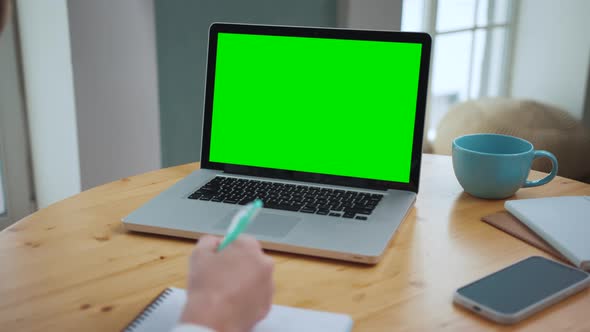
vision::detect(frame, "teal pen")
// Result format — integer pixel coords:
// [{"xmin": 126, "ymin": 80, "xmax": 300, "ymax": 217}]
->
[{"xmin": 217, "ymin": 199, "xmax": 263, "ymax": 251}]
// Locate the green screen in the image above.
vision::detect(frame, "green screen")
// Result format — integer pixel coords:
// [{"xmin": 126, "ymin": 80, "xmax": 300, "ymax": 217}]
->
[{"xmin": 209, "ymin": 32, "xmax": 422, "ymax": 183}]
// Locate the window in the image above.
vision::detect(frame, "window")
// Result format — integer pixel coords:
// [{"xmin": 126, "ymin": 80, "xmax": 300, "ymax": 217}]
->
[
  {"xmin": 402, "ymin": 0, "xmax": 516, "ymax": 141},
  {"xmin": 0, "ymin": 10, "xmax": 35, "ymax": 229}
]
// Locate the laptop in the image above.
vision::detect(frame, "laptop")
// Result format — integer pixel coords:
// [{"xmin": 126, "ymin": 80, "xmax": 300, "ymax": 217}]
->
[{"xmin": 123, "ymin": 23, "xmax": 431, "ymax": 264}]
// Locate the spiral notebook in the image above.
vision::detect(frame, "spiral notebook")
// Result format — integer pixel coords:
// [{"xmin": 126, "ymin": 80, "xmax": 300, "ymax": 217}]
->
[{"xmin": 123, "ymin": 287, "xmax": 353, "ymax": 332}]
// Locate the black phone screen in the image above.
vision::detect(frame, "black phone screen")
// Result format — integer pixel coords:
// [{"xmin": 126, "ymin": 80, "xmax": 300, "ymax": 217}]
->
[{"xmin": 457, "ymin": 256, "xmax": 589, "ymax": 314}]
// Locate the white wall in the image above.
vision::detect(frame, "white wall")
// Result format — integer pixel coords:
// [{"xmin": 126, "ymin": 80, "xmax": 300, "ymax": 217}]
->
[
  {"xmin": 68, "ymin": 0, "xmax": 161, "ymax": 190},
  {"xmin": 510, "ymin": 0, "xmax": 590, "ymax": 119},
  {"xmin": 0, "ymin": 17, "xmax": 34, "ymax": 225},
  {"xmin": 17, "ymin": 0, "xmax": 82, "ymax": 208}
]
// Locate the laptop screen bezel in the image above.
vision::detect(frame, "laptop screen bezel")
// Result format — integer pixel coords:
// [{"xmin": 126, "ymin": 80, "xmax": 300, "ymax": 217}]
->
[{"xmin": 200, "ymin": 23, "xmax": 431, "ymax": 193}]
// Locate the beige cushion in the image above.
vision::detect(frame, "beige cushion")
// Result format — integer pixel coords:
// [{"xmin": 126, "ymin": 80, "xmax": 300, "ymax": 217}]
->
[{"xmin": 432, "ymin": 98, "xmax": 590, "ymax": 182}]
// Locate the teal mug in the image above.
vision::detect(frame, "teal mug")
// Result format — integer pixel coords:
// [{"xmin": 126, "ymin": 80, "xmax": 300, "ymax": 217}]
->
[{"xmin": 452, "ymin": 134, "xmax": 558, "ymax": 199}]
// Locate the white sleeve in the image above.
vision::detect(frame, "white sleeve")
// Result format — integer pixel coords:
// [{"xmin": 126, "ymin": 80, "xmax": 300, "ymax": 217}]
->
[{"xmin": 170, "ymin": 323, "xmax": 216, "ymax": 332}]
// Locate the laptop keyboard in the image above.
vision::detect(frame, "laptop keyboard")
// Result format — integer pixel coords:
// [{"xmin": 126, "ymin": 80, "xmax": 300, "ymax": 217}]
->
[{"xmin": 188, "ymin": 177, "xmax": 384, "ymax": 220}]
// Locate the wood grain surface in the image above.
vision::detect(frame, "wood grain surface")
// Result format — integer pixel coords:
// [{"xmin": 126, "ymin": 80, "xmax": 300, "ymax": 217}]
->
[{"xmin": 1, "ymin": 154, "xmax": 589, "ymax": 331}]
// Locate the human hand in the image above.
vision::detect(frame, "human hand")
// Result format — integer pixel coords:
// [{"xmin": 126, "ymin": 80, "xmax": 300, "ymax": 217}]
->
[{"xmin": 180, "ymin": 235, "xmax": 274, "ymax": 332}]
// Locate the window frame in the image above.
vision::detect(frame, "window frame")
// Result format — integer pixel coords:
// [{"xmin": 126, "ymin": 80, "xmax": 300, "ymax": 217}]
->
[
  {"xmin": 415, "ymin": 0, "xmax": 518, "ymax": 140},
  {"xmin": 0, "ymin": 7, "xmax": 35, "ymax": 229}
]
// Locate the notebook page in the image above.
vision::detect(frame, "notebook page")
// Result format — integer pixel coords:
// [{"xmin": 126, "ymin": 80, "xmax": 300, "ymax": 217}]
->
[
  {"xmin": 124, "ymin": 288, "xmax": 353, "ymax": 332},
  {"xmin": 124, "ymin": 288, "xmax": 186, "ymax": 332},
  {"xmin": 254, "ymin": 304, "xmax": 353, "ymax": 332}
]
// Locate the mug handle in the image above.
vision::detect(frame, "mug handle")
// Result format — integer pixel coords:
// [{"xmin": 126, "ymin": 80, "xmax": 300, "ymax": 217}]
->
[{"xmin": 523, "ymin": 150, "xmax": 558, "ymax": 187}]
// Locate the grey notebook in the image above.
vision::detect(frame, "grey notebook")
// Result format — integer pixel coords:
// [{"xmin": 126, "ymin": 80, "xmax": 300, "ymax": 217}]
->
[
  {"xmin": 123, "ymin": 287, "xmax": 353, "ymax": 332},
  {"xmin": 505, "ymin": 196, "xmax": 590, "ymax": 271}
]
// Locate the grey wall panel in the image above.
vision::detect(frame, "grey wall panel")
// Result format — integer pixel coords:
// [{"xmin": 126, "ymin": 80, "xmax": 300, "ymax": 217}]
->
[{"xmin": 155, "ymin": 0, "xmax": 338, "ymax": 167}]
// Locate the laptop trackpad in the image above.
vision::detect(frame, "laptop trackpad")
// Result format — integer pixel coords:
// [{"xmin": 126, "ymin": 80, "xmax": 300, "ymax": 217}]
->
[{"xmin": 214, "ymin": 212, "xmax": 300, "ymax": 238}]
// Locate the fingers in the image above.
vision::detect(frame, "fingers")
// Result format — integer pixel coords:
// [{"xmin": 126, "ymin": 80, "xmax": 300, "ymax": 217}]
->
[
  {"xmin": 195, "ymin": 235, "xmax": 221, "ymax": 252},
  {"xmin": 262, "ymin": 255, "xmax": 274, "ymax": 273},
  {"xmin": 199, "ymin": 234, "xmax": 265, "ymax": 257},
  {"xmin": 256, "ymin": 271, "xmax": 274, "ymax": 321},
  {"xmin": 233, "ymin": 234, "xmax": 262, "ymax": 251}
]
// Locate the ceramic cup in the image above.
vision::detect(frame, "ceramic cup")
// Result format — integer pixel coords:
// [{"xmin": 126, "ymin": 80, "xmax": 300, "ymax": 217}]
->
[{"xmin": 452, "ymin": 133, "xmax": 558, "ymax": 199}]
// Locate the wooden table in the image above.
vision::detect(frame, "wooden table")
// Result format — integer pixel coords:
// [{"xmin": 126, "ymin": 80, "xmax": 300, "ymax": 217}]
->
[{"xmin": 1, "ymin": 154, "xmax": 589, "ymax": 331}]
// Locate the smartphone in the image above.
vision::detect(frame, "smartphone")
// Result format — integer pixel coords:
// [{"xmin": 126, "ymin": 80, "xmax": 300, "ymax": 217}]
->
[{"xmin": 453, "ymin": 256, "xmax": 590, "ymax": 324}]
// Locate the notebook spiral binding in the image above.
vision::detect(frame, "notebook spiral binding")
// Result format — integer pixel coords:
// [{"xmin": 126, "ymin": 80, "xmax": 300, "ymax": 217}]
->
[{"xmin": 123, "ymin": 288, "xmax": 174, "ymax": 332}]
